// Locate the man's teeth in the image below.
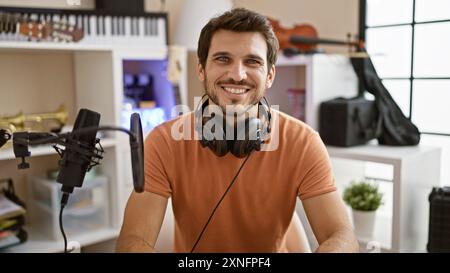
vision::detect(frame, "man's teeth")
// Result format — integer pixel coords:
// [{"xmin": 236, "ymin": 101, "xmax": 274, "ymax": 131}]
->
[{"xmin": 223, "ymin": 87, "xmax": 247, "ymax": 94}]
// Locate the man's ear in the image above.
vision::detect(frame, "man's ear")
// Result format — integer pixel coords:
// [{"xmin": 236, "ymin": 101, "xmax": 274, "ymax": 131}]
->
[
  {"xmin": 197, "ymin": 63, "xmax": 205, "ymax": 82},
  {"xmin": 265, "ymin": 64, "xmax": 276, "ymax": 89}
]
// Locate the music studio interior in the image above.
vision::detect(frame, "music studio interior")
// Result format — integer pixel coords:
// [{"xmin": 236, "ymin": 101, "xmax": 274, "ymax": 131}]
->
[{"xmin": 0, "ymin": 0, "xmax": 449, "ymax": 253}]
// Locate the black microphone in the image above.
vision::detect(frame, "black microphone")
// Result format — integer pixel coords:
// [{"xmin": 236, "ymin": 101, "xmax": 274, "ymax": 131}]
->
[
  {"xmin": 57, "ymin": 108, "xmax": 101, "ymax": 194},
  {"xmin": 130, "ymin": 113, "xmax": 144, "ymax": 193}
]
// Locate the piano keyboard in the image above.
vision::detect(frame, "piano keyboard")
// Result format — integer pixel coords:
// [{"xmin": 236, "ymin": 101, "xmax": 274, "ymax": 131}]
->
[
  {"xmin": 76, "ymin": 14, "xmax": 166, "ymax": 46},
  {"xmin": 0, "ymin": 7, "xmax": 167, "ymax": 46}
]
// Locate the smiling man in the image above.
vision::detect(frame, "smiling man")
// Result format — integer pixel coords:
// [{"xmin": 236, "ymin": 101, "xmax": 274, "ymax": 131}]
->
[{"xmin": 116, "ymin": 8, "xmax": 359, "ymax": 253}]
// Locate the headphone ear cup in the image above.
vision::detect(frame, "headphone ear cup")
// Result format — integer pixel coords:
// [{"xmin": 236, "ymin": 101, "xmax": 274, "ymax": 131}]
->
[
  {"xmin": 231, "ymin": 140, "xmax": 250, "ymax": 158},
  {"xmin": 196, "ymin": 97, "xmax": 232, "ymax": 157},
  {"xmin": 207, "ymin": 121, "xmax": 229, "ymax": 157},
  {"xmin": 210, "ymin": 139, "xmax": 229, "ymax": 157},
  {"xmin": 231, "ymin": 118, "xmax": 262, "ymax": 158}
]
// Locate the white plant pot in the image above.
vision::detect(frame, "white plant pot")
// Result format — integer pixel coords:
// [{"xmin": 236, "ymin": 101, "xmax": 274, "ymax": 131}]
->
[{"xmin": 352, "ymin": 209, "xmax": 376, "ymax": 241}]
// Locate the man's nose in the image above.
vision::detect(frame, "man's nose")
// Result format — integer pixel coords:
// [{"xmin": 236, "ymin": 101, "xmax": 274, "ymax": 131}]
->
[{"xmin": 228, "ymin": 62, "xmax": 247, "ymax": 82}]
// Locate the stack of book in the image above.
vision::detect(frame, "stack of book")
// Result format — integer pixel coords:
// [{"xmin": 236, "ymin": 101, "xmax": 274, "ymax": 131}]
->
[{"xmin": 0, "ymin": 179, "xmax": 27, "ymax": 250}]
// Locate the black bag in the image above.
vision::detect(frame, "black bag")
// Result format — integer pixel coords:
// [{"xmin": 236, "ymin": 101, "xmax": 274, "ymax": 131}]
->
[
  {"xmin": 319, "ymin": 96, "xmax": 382, "ymax": 147},
  {"xmin": 350, "ymin": 48, "xmax": 420, "ymax": 146},
  {"xmin": 427, "ymin": 187, "xmax": 450, "ymax": 253}
]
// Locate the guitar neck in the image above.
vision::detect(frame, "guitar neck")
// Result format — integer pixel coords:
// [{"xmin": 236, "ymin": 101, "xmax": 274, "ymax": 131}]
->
[{"xmin": 290, "ymin": 35, "xmax": 361, "ymax": 48}]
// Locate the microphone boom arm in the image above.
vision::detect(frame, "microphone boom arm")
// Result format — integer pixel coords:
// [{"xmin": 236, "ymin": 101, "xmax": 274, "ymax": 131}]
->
[{"xmin": 12, "ymin": 125, "xmax": 142, "ymax": 189}]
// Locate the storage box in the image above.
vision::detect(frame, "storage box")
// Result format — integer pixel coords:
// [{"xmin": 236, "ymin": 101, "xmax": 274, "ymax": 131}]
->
[{"xmin": 28, "ymin": 175, "xmax": 110, "ymax": 240}]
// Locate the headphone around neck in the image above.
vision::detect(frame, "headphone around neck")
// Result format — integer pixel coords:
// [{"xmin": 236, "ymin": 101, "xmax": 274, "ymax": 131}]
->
[{"xmin": 194, "ymin": 95, "xmax": 272, "ymax": 158}]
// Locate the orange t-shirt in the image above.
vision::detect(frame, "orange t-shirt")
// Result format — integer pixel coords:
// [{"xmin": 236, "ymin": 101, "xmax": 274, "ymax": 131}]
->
[{"xmin": 144, "ymin": 110, "xmax": 336, "ymax": 252}]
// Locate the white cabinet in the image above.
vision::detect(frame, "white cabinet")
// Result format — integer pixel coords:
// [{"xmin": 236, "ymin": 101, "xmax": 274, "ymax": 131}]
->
[
  {"xmin": 271, "ymin": 53, "xmax": 358, "ymax": 130},
  {"xmin": 0, "ymin": 42, "xmax": 187, "ymax": 252}
]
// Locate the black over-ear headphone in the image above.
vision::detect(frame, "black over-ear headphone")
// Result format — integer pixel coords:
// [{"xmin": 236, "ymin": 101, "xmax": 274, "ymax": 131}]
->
[{"xmin": 195, "ymin": 95, "xmax": 272, "ymax": 158}]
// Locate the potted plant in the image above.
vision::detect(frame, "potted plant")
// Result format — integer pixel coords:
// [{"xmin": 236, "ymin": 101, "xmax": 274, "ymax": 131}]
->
[{"xmin": 343, "ymin": 180, "xmax": 383, "ymax": 241}]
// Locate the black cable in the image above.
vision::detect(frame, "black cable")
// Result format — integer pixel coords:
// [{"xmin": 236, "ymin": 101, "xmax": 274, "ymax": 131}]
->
[
  {"xmin": 60, "ymin": 192, "xmax": 70, "ymax": 253},
  {"xmin": 190, "ymin": 152, "xmax": 253, "ymax": 253}
]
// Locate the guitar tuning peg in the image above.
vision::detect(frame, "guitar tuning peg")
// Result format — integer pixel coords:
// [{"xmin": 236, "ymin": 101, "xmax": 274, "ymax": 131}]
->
[{"xmin": 52, "ymin": 31, "xmax": 59, "ymax": 42}]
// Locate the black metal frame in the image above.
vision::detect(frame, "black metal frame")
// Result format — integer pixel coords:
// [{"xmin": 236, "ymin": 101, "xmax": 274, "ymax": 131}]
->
[{"xmin": 359, "ymin": 0, "xmax": 450, "ymax": 136}]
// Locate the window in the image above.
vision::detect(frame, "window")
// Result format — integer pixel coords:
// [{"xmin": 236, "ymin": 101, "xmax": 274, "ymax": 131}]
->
[{"xmin": 360, "ymin": 0, "xmax": 450, "ymax": 135}]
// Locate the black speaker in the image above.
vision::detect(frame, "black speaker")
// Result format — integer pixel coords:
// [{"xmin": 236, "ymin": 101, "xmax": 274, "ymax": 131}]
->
[
  {"xmin": 319, "ymin": 96, "xmax": 381, "ymax": 147},
  {"xmin": 95, "ymin": 0, "xmax": 144, "ymax": 14},
  {"xmin": 427, "ymin": 187, "xmax": 450, "ymax": 252}
]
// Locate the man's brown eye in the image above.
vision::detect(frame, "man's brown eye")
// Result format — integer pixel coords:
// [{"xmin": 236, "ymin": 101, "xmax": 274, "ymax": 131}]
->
[
  {"xmin": 247, "ymin": 59, "xmax": 260, "ymax": 65},
  {"xmin": 217, "ymin": 56, "xmax": 229, "ymax": 62}
]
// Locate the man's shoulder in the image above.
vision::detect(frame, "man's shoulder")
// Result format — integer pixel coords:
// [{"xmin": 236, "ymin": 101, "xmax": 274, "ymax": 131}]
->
[{"xmin": 146, "ymin": 111, "xmax": 195, "ymax": 142}]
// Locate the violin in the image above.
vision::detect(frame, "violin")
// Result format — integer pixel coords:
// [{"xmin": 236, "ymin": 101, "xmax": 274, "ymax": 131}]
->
[
  {"xmin": 268, "ymin": 17, "xmax": 365, "ymax": 55},
  {"xmin": 268, "ymin": 18, "xmax": 318, "ymax": 53}
]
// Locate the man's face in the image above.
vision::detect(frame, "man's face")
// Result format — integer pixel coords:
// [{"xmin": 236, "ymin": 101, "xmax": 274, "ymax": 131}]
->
[{"xmin": 197, "ymin": 30, "xmax": 276, "ymax": 112}]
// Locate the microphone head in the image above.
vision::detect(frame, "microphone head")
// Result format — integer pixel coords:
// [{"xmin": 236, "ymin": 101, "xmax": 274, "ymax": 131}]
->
[
  {"xmin": 57, "ymin": 108, "xmax": 101, "ymax": 193},
  {"xmin": 130, "ymin": 113, "xmax": 145, "ymax": 193}
]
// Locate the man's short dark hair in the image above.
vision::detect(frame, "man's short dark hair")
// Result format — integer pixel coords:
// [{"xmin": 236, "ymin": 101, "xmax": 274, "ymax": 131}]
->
[{"xmin": 197, "ymin": 8, "xmax": 279, "ymax": 71}]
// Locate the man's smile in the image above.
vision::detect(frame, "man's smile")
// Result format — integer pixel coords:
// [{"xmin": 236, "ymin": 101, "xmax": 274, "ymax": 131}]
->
[
  {"xmin": 222, "ymin": 86, "xmax": 248, "ymax": 94},
  {"xmin": 218, "ymin": 83, "xmax": 254, "ymax": 102}
]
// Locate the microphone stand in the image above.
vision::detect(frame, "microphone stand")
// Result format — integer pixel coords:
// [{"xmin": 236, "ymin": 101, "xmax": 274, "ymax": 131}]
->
[{"xmin": 10, "ymin": 126, "xmax": 140, "ymax": 253}]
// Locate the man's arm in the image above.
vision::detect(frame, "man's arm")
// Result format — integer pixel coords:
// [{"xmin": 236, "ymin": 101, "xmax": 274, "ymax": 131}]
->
[
  {"xmin": 284, "ymin": 212, "xmax": 312, "ymax": 253},
  {"xmin": 301, "ymin": 191, "xmax": 359, "ymax": 252},
  {"xmin": 116, "ymin": 191, "xmax": 168, "ymax": 252}
]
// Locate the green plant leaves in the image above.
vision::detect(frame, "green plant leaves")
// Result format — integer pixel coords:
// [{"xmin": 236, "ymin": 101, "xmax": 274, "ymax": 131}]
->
[{"xmin": 343, "ymin": 181, "xmax": 383, "ymax": 211}]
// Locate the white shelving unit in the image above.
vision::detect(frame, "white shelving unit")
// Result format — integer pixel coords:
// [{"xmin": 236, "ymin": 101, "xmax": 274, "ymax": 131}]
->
[
  {"xmin": 272, "ymin": 53, "xmax": 358, "ymax": 130},
  {"xmin": 0, "ymin": 41, "xmax": 187, "ymax": 253}
]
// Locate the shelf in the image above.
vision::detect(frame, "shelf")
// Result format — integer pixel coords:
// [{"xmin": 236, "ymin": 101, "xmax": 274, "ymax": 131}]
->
[
  {"xmin": 0, "ymin": 39, "xmax": 187, "ymax": 253},
  {"xmin": 0, "ymin": 41, "xmax": 114, "ymax": 52},
  {"xmin": 0, "ymin": 137, "xmax": 117, "ymax": 161},
  {"xmin": 326, "ymin": 142, "xmax": 441, "ymax": 165},
  {"xmin": 0, "ymin": 41, "xmax": 168, "ymax": 57},
  {"xmin": 1, "ymin": 226, "xmax": 120, "ymax": 253},
  {"xmin": 276, "ymin": 53, "xmax": 311, "ymax": 66}
]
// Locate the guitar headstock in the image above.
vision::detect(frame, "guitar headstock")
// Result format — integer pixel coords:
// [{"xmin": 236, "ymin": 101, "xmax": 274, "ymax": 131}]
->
[
  {"xmin": 18, "ymin": 20, "xmax": 52, "ymax": 41},
  {"xmin": 0, "ymin": 12, "xmax": 84, "ymax": 43},
  {"xmin": 18, "ymin": 19, "xmax": 84, "ymax": 43}
]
